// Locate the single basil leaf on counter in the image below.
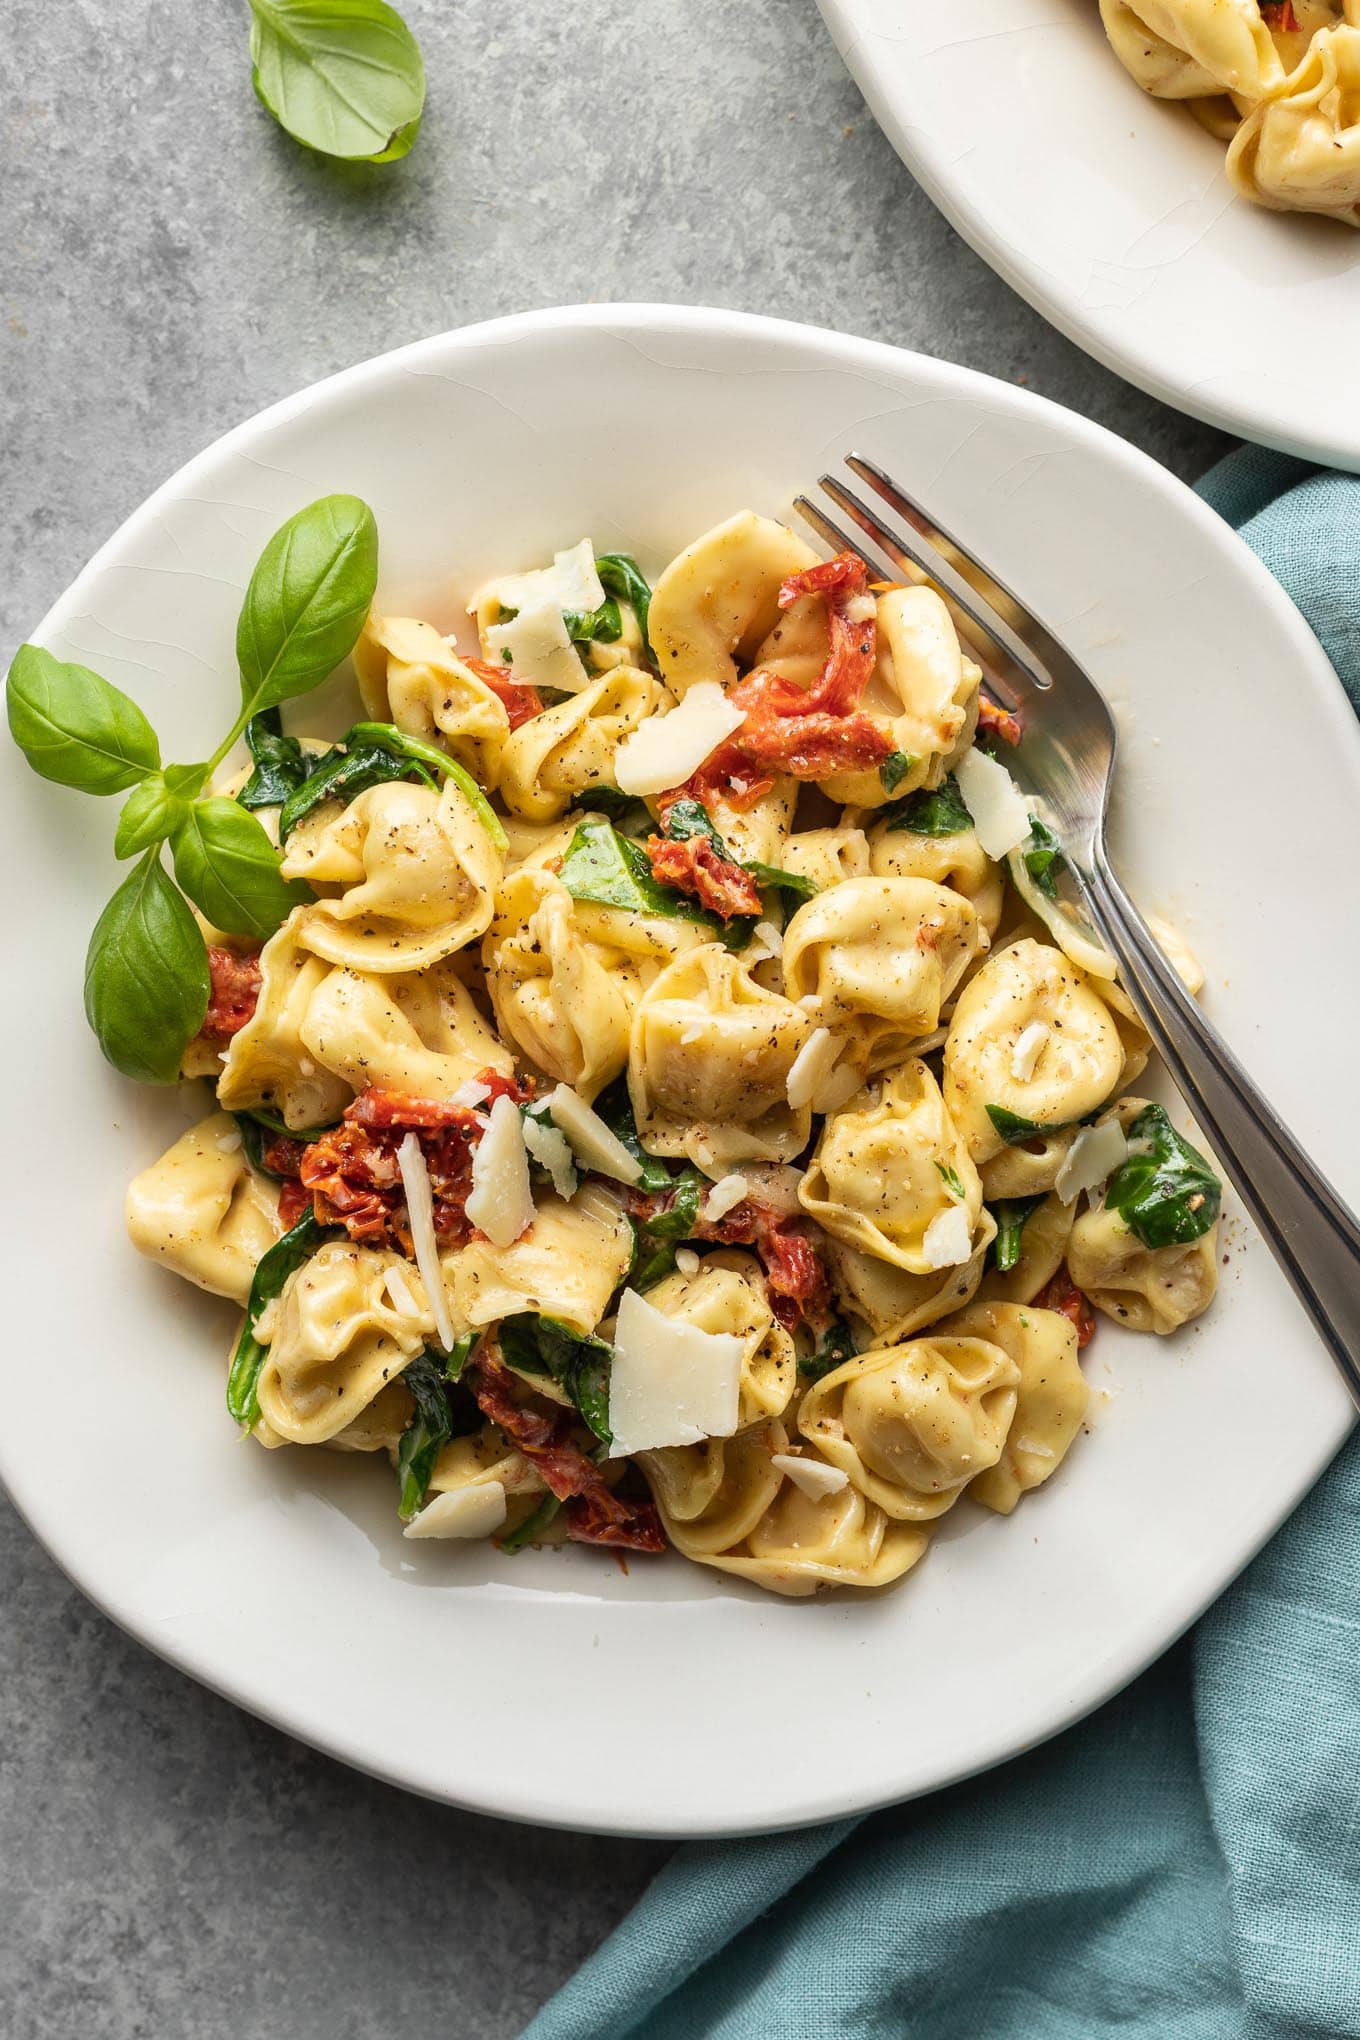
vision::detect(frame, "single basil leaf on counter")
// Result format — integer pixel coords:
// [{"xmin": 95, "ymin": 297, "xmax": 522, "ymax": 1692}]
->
[
  {"xmin": 499, "ymin": 1490, "xmax": 563, "ymax": 1555},
  {"xmin": 227, "ymin": 1209, "xmax": 331, "ymax": 1428},
  {"xmin": 346, "ymin": 721, "xmax": 508, "ymax": 849},
  {"xmin": 7, "ymin": 644, "xmax": 161, "ymax": 794},
  {"xmin": 596, "ymin": 554, "xmax": 657, "ymax": 669},
  {"xmin": 881, "ymin": 773, "xmax": 972, "ymax": 837},
  {"xmin": 499, "ymin": 1314, "xmax": 613, "ymax": 1448},
  {"xmin": 114, "ymin": 771, "xmax": 193, "ymax": 858},
  {"xmin": 1104, "ymin": 1103, "xmax": 1222, "ymax": 1250},
  {"xmin": 558, "ymin": 814, "xmax": 727, "ymax": 940},
  {"xmin": 396, "ymin": 1352, "xmax": 456, "ymax": 1519},
  {"xmin": 84, "ymin": 851, "xmax": 210, "ymax": 1084},
  {"xmin": 879, "ymin": 749, "xmax": 917, "ymax": 794},
  {"xmin": 1022, "ymin": 818, "xmax": 1066, "ymax": 901},
  {"xmin": 563, "ymin": 597, "xmax": 623, "ymax": 647},
  {"xmin": 236, "ymin": 494, "xmax": 378, "ymax": 716},
  {"xmin": 246, "ymin": 0, "xmax": 425, "ymax": 164},
  {"xmin": 799, "ymin": 1320, "xmax": 857, "ymax": 1379},
  {"xmin": 985, "ymin": 1104, "xmax": 1079, "ymax": 1147},
  {"xmin": 171, "ymin": 797, "xmax": 311, "ymax": 940},
  {"xmin": 990, "ymin": 1195, "xmax": 1046, "ymax": 1273},
  {"xmin": 592, "ymin": 1078, "xmax": 680, "ymax": 1195},
  {"xmin": 237, "ymin": 708, "xmax": 308, "ymax": 810}
]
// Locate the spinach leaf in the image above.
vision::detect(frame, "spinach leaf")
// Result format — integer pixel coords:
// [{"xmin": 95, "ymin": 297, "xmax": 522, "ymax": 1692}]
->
[
  {"xmin": 236, "ymin": 494, "xmax": 379, "ymax": 719},
  {"xmin": 396, "ymin": 1352, "xmax": 456, "ymax": 1520},
  {"xmin": 1022, "ymin": 818, "xmax": 1065, "ymax": 900},
  {"xmin": 499, "ymin": 1314, "xmax": 613, "ymax": 1447},
  {"xmin": 237, "ymin": 709, "xmax": 308, "ymax": 810},
  {"xmin": 558, "ymin": 814, "xmax": 732, "ymax": 941},
  {"xmin": 746, "ymin": 860, "xmax": 818, "ymax": 907},
  {"xmin": 880, "ymin": 774, "xmax": 972, "ymax": 836},
  {"xmin": 233, "ymin": 1113, "xmax": 286, "ymax": 1179},
  {"xmin": 246, "ymin": 0, "xmax": 425, "ymax": 164},
  {"xmin": 499, "ymin": 1491, "xmax": 563, "ymax": 1555},
  {"xmin": 347, "ymin": 721, "xmax": 507, "ymax": 847},
  {"xmin": 991, "ymin": 1195, "xmax": 1045, "ymax": 1273},
  {"xmin": 799, "ymin": 1320, "xmax": 857, "ymax": 1378},
  {"xmin": 659, "ymin": 800, "xmax": 816, "ymax": 909},
  {"xmin": 277, "ymin": 736, "xmax": 431, "ymax": 840},
  {"xmin": 596, "ymin": 554, "xmax": 657, "ymax": 669},
  {"xmin": 170, "ymin": 797, "xmax": 310, "ymax": 940},
  {"xmin": 630, "ymin": 1170, "xmax": 708, "ymax": 1290},
  {"xmin": 236, "ymin": 1105, "xmax": 338, "ymax": 1143},
  {"xmin": 84, "ymin": 851, "xmax": 211, "ymax": 1083},
  {"xmin": 1104, "ymin": 1103, "xmax": 1222, "ymax": 1249},
  {"xmin": 574, "ymin": 784, "xmax": 640, "ymax": 820},
  {"xmin": 879, "ymin": 749, "xmax": 917, "ymax": 794},
  {"xmin": 226, "ymin": 1209, "xmax": 330, "ymax": 1429},
  {"xmin": 6, "ymin": 644, "xmax": 160, "ymax": 794},
  {"xmin": 563, "ymin": 597, "xmax": 623, "ymax": 646},
  {"xmin": 986, "ymin": 1104, "xmax": 1077, "ymax": 1146}
]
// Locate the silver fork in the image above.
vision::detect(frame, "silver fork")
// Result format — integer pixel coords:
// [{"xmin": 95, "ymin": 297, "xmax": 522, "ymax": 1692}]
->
[{"xmin": 796, "ymin": 454, "xmax": 1360, "ymax": 1412}]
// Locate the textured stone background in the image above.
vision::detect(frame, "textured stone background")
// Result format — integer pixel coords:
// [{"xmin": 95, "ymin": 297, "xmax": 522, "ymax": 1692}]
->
[{"xmin": 0, "ymin": 2, "xmax": 1228, "ymax": 2034}]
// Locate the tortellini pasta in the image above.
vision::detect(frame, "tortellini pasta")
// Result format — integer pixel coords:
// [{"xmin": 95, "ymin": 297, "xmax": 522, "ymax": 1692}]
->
[
  {"xmin": 299, "ymin": 958, "xmax": 513, "ymax": 1100},
  {"xmin": 354, "ymin": 613, "xmax": 510, "ymax": 787},
  {"xmin": 443, "ymin": 1190, "xmax": 635, "ymax": 1333},
  {"xmin": 779, "ymin": 824, "xmax": 871, "ymax": 891},
  {"xmin": 647, "ymin": 511, "xmax": 820, "ymax": 696},
  {"xmin": 641, "ymin": 1251, "xmax": 797, "ymax": 1424},
  {"xmin": 255, "ymin": 1241, "xmax": 435, "ymax": 1446},
  {"xmin": 483, "ymin": 870, "xmax": 644, "ymax": 1099},
  {"xmin": 497, "ymin": 665, "xmax": 668, "ymax": 821},
  {"xmin": 628, "ymin": 943, "xmax": 814, "ymax": 1167},
  {"xmin": 126, "ymin": 1112, "xmax": 282, "ymax": 1305},
  {"xmin": 217, "ymin": 915, "xmax": 354, "ymax": 1131},
  {"xmin": 289, "ymin": 777, "xmax": 502, "ymax": 974},
  {"xmin": 824, "ymin": 1227, "xmax": 995, "ymax": 1347},
  {"xmin": 939, "ymin": 1300, "xmax": 1088, "ymax": 1513},
  {"xmin": 868, "ymin": 816, "xmax": 1005, "ymax": 938},
  {"xmin": 823, "ymin": 586, "xmax": 982, "ymax": 809},
  {"xmin": 1100, "ymin": 0, "xmax": 1360, "ymax": 226},
  {"xmin": 1067, "ymin": 1203, "xmax": 1219, "ymax": 1335}
]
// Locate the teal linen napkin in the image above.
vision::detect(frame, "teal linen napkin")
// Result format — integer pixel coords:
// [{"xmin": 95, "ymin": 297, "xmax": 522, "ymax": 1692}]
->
[{"xmin": 528, "ymin": 450, "xmax": 1360, "ymax": 2040}]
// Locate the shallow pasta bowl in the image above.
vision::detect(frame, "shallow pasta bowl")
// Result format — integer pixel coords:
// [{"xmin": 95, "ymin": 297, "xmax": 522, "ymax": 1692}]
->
[{"xmin": 2, "ymin": 303, "xmax": 1356, "ymax": 1839}]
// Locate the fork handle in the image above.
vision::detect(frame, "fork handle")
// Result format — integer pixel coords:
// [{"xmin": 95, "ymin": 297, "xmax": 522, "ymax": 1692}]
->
[{"xmin": 1082, "ymin": 845, "xmax": 1360, "ymax": 1412}]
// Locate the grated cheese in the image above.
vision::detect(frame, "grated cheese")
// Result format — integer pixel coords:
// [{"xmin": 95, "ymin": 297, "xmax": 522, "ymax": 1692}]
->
[
  {"xmin": 521, "ymin": 1113, "xmax": 578, "ymax": 1201},
  {"xmin": 607, "ymin": 1287, "xmax": 744, "ymax": 1456},
  {"xmin": 921, "ymin": 1203, "xmax": 973, "ymax": 1270},
  {"xmin": 382, "ymin": 1260, "xmax": 423, "ymax": 1320},
  {"xmin": 1055, "ymin": 1119, "xmax": 1129, "ymax": 1206},
  {"xmin": 450, "ymin": 1078, "xmax": 492, "ymax": 1109},
  {"xmin": 613, "ymin": 681, "xmax": 746, "ymax": 796},
  {"xmin": 701, "ymin": 1174, "xmax": 749, "ymax": 1223},
  {"xmin": 403, "ymin": 1481, "xmax": 508, "ymax": 1540},
  {"xmin": 483, "ymin": 601, "xmax": 591, "ymax": 695},
  {"xmin": 675, "ymin": 1247, "xmax": 701, "ymax": 1275},
  {"xmin": 786, "ymin": 1026, "xmax": 842, "ymax": 1110},
  {"xmin": 954, "ymin": 747, "xmax": 1032, "ymax": 859},
  {"xmin": 464, "ymin": 1094, "xmax": 535, "ymax": 1248},
  {"xmin": 771, "ymin": 1453, "xmax": 850, "ymax": 1499},
  {"xmin": 1010, "ymin": 1021, "xmax": 1050, "ymax": 1084},
  {"xmin": 546, "ymin": 1085, "xmax": 643, "ymax": 1185},
  {"xmin": 397, "ymin": 1132, "xmax": 457, "ymax": 1352}
]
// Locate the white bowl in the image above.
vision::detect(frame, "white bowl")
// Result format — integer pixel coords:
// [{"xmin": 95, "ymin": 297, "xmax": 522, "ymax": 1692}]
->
[
  {"xmin": 3, "ymin": 304, "xmax": 1355, "ymax": 1837},
  {"xmin": 818, "ymin": 0, "xmax": 1360, "ymax": 470}
]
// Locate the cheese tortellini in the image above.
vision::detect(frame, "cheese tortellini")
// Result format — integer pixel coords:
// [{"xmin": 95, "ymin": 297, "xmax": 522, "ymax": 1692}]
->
[
  {"xmin": 120, "ymin": 513, "xmax": 1224, "ymax": 1601},
  {"xmin": 1100, "ymin": 0, "xmax": 1360, "ymax": 226}
]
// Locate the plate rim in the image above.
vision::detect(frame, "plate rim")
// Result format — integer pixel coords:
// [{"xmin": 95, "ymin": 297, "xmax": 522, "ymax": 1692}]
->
[
  {"xmin": 815, "ymin": 0, "xmax": 1360, "ymax": 472},
  {"xmin": 4, "ymin": 299, "xmax": 1356, "ymax": 1838}
]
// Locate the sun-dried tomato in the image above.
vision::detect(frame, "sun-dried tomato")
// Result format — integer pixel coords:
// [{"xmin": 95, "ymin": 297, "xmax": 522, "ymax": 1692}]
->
[
  {"xmin": 977, "ymin": 695, "xmax": 1023, "ymax": 748},
  {"xmin": 470, "ymin": 1351, "xmax": 666, "ymax": 1555},
  {"xmin": 646, "ymin": 833, "xmax": 763, "ymax": 919},
  {"xmin": 463, "ymin": 655, "xmax": 545, "ymax": 731},
  {"xmin": 1260, "ymin": 2, "xmax": 1299, "ymax": 29},
  {"xmin": 200, "ymin": 946, "xmax": 262, "ymax": 1041},
  {"xmin": 633, "ymin": 1193, "xmax": 834, "ymax": 1331},
  {"xmin": 277, "ymin": 1180, "xmax": 314, "ymax": 1229},
  {"xmin": 1035, "ymin": 1268, "xmax": 1097, "ymax": 1349}
]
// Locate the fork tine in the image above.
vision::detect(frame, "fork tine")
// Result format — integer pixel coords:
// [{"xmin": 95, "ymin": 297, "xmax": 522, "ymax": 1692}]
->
[
  {"xmin": 845, "ymin": 453, "xmax": 1028, "ymax": 632},
  {"xmin": 815, "ymin": 473, "xmax": 1050, "ymax": 709},
  {"xmin": 791, "ymin": 494, "xmax": 899, "ymax": 582}
]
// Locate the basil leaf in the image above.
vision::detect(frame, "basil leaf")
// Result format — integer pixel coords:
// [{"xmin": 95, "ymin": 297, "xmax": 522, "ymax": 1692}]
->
[
  {"xmin": 227, "ymin": 1210, "xmax": 330, "ymax": 1428},
  {"xmin": 246, "ymin": 0, "xmax": 425, "ymax": 164},
  {"xmin": 7, "ymin": 644, "xmax": 160, "ymax": 794},
  {"xmin": 1022, "ymin": 818, "xmax": 1065, "ymax": 900},
  {"xmin": 563, "ymin": 597, "xmax": 623, "ymax": 646},
  {"xmin": 84, "ymin": 851, "xmax": 210, "ymax": 1083},
  {"xmin": 592, "ymin": 1078, "xmax": 678, "ymax": 1194},
  {"xmin": 499, "ymin": 1491, "xmax": 563, "ymax": 1555},
  {"xmin": 596, "ymin": 554, "xmax": 657, "ymax": 668},
  {"xmin": 799, "ymin": 1319, "xmax": 857, "ymax": 1379},
  {"xmin": 991, "ymin": 1195, "xmax": 1045, "ymax": 1273},
  {"xmin": 986, "ymin": 1104, "xmax": 1079, "ymax": 1146},
  {"xmin": 346, "ymin": 721, "xmax": 508, "ymax": 848},
  {"xmin": 395, "ymin": 1352, "xmax": 455, "ymax": 1519},
  {"xmin": 881, "ymin": 773, "xmax": 972, "ymax": 836},
  {"xmin": 171, "ymin": 797, "xmax": 310, "ymax": 939},
  {"xmin": 237, "ymin": 709, "xmax": 308, "ymax": 809},
  {"xmin": 879, "ymin": 749, "xmax": 917, "ymax": 794},
  {"xmin": 559, "ymin": 814, "xmax": 727, "ymax": 939},
  {"xmin": 499, "ymin": 1314, "xmax": 613, "ymax": 1447},
  {"xmin": 114, "ymin": 771, "xmax": 194, "ymax": 858},
  {"xmin": 236, "ymin": 495, "xmax": 378, "ymax": 716},
  {"xmin": 1104, "ymin": 1103, "xmax": 1222, "ymax": 1249}
]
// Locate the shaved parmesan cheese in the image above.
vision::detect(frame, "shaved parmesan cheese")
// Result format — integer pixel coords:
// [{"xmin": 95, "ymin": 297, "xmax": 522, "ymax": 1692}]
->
[
  {"xmin": 771, "ymin": 1453, "xmax": 850, "ymax": 1499},
  {"xmin": 216, "ymin": 1126, "xmax": 243, "ymax": 1153},
  {"xmin": 487, "ymin": 539, "xmax": 604, "ymax": 620},
  {"xmin": 382, "ymin": 1260, "xmax": 423, "ymax": 1320},
  {"xmin": 608, "ymin": 1287, "xmax": 744, "ymax": 1457},
  {"xmin": 812, "ymin": 1062, "xmax": 862, "ymax": 1117},
  {"xmin": 701, "ymin": 1174, "xmax": 749, "ymax": 1223},
  {"xmin": 403, "ymin": 1481, "xmax": 508, "ymax": 1540},
  {"xmin": 613, "ymin": 681, "xmax": 746, "ymax": 796},
  {"xmin": 546, "ymin": 1085, "xmax": 642, "ymax": 1185},
  {"xmin": 1010, "ymin": 1021, "xmax": 1049, "ymax": 1084},
  {"xmin": 521, "ymin": 1113, "xmax": 578, "ymax": 1201},
  {"xmin": 786, "ymin": 1026, "xmax": 842, "ymax": 1109},
  {"xmin": 675, "ymin": 1247, "xmax": 701, "ymax": 1275},
  {"xmin": 450, "ymin": 1078, "xmax": 492, "ymax": 1109},
  {"xmin": 955, "ymin": 747, "xmax": 1032, "ymax": 859},
  {"xmin": 397, "ymin": 1133, "xmax": 457, "ymax": 1352},
  {"xmin": 921, "ymin": 1203, "xmax": 973, "ymax": 1270},
  {"xmin": 1055, "ymin": 1119, "xmax": 1129, "ymax": 1206},
  {"xmin": 483, "ymin": 601, "xmax": 591, "ymax": 695},
  {"xmin": 464, "ymin": 1094, "xmax": 535, "ymax": 1248},
  {"xmin": 844, "ymin": 592, "xmax": 878, "ymax": 625}
]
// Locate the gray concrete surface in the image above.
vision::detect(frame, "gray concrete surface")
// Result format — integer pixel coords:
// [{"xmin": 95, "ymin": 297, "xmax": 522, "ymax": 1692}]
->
[{"xmin": 0, "ymin": 2, "xmax": 1229, "ymax": 2035}]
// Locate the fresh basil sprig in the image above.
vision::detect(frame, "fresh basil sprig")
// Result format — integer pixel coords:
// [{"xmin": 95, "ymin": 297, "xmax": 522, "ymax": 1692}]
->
[
  {"xmin": 990, "ymin": 1195, "xmax": 1045, "ymax": 1273},
  {"xmin": 881, "ymin": 773, "xmax": 972, "ymax": 836},
  {"xmin": 1104, "ymin": 1104, "xmax": 1222, "ymax": 1250},
  {"xmin": 7, "ymin": 493, "xmax": 381, "ymax": 1083},
  {"xmin": 499, "ymin": 1314, "xmax": 614, "ymax": 1448},
  {"xmin": 246, "ymin": 0, "xmax": 426, "ymax": 165},
  {"xmin": 226, "ymin": 1209, "xmax": 332, "ymax": 1429}
]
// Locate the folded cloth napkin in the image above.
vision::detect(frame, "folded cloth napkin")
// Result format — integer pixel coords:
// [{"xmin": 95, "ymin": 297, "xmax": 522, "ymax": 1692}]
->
[{"xmin": 527, "ymin": 449, "xmax": 1360, "ymax": 2040}]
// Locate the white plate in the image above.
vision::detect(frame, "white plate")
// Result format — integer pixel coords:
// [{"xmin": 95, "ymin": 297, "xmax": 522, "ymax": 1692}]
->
[
  {"xmin": 817, "ymin": 0, "xmax": 1360, "ymax": 470},
  {"xmin": 3, "ymin": 304, "xmax": 1356, "ymax": 1838}
]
